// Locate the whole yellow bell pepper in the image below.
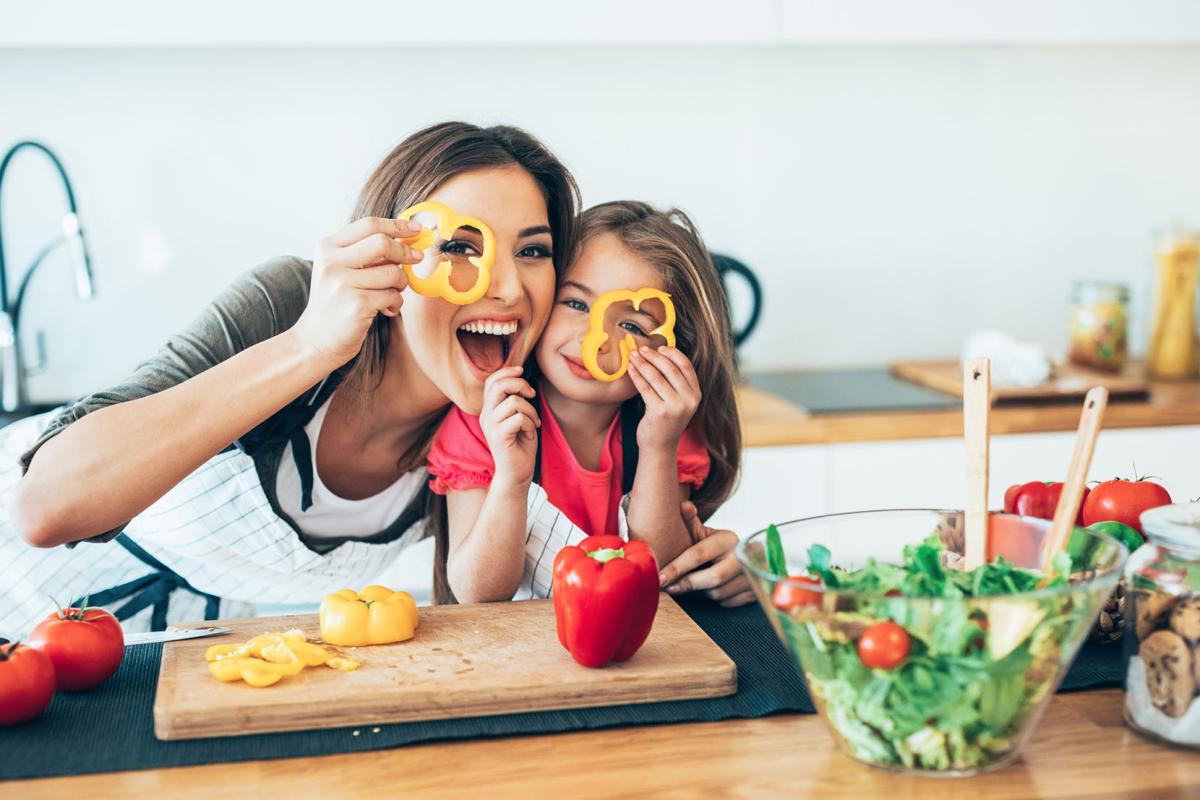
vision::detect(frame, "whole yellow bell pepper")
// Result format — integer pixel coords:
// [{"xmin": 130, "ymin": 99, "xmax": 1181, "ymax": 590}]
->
[
  {"xmin": 319, "ymin": 585, "xmax": 419, "ymax": 647},
  {"xmin": 581, "ymin": 288, "xmax": 677, "ymax": 382}
]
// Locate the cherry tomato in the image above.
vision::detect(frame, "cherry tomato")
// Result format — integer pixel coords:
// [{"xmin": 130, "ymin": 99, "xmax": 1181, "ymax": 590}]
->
[
  {"xmin": 1081, "ymin": 479, "xmax": 1172, "ymax": 534},
  {"xmin": 771, "ymin": 576, "xmax": 822, "ymax": 612},
  {"xmin": 28, "ymin": 606, "xmax": 124, "ymax": 691},
  {"xmin": 0, "ymin": 642, "xmax": 56, "ymax": 725},
  {"xmin": 857, "ymin": 621, "xmax": 910, "ymax": 670}
]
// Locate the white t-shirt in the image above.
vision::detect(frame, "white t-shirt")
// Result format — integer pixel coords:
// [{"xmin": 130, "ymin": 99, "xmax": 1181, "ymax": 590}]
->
[{"xmin": 276, "ymin": 400, "xmax": 425, "ymax": 539}]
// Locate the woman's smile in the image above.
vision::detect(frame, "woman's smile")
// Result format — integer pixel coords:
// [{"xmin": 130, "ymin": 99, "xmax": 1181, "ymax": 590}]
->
[{"xmin": 455, "ymin": 314, "xmax": 522, "ymax": 378}]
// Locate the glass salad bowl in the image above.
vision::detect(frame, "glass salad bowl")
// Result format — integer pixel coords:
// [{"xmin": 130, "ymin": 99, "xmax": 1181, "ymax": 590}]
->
[{"xmin": 736, "ymin": 509, "xmax": 1128, "ymax": 777}]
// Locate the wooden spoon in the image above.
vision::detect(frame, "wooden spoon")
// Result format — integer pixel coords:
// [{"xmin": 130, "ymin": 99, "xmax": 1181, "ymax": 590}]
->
[
  {"xmin": 1039, "ymin": 387, "xmax": 1109, "ymax": 574},
  {"xmin": 962, "ymin": 358, "xmax": 991, "ymax": 570}
]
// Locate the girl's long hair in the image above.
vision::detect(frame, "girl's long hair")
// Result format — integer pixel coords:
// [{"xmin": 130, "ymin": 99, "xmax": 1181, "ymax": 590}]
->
[
  {"xmin": 346, "ymin": 122, "xmax": 580, "ymax": 605},
  {"xmin": 578, "ymin": 201, "xmax": 742, "ymax": 522}
]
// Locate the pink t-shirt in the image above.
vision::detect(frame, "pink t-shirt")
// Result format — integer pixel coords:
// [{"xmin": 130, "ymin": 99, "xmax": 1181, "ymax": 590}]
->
[{"xmin": 427, "ymin": 395, "xmax": 711, "ymax": 537}]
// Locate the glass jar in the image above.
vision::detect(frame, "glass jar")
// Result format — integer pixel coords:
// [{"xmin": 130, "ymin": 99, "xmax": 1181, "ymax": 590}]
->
[
  {"xmin": 1069, "ymin": 281, "xmax": 1129, "ymax": 372},
  {"xmin": 1148, "ymin": 232, "xmax": 1200, "ymax": 379},
  {"xmin": 1124, "ymin": 503, "xmax": 1200, "ymax": 747}
]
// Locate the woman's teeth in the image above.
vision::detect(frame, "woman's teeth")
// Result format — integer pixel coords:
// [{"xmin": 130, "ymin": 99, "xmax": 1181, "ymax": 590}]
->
[{"xmin": 457, "ymin": 320, "xmax": 519, "ymax": 335}]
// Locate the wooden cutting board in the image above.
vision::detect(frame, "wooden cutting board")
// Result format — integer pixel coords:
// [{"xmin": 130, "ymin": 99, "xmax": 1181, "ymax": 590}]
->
[
  {"xmin": 890, "ymin": 359, "xmax": 1151, "ymax": 404},
  {"xmin": 153, "ymin": 596, "xmax": 737, "ymax": 741}
]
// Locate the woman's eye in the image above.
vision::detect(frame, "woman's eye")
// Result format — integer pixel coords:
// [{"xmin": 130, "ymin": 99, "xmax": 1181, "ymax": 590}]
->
[
  {"xmin": 518, "ymin": 244, "xmax": 552, "ymax": 259},
  {"xmin": 439, "ymin": 239, "xmax": 480, "ymax": 257},
  {"xmin": 619, "ymin": 321, "xmax": 648, "ymax": 337},
  {"xmin": 562, "ymin": 298, "xmax": 588, "ymax": 312}
]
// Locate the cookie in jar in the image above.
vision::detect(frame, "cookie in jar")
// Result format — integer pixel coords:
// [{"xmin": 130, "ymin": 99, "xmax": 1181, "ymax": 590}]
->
[{"xmin": 1124, "ymin": 504, "xmax": 1200, "ymax": 745}]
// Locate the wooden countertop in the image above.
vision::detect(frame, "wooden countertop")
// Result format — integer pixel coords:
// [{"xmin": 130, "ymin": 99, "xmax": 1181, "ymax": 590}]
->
[
  {"xmin": 13, "ymin": 689, "xmax": 1199, "ymax": 798},
  {"xmin": 738, "ymin": 375, "xmax": 1200, "ymax": 447}
]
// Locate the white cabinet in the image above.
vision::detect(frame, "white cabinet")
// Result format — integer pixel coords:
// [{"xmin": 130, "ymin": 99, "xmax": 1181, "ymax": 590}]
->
[
  {"xmin": 707, "ymin": 444, "xmax": 830, "ymax": 535},
  {"xmin": 714, "ymin": 425, "xmax": 1200, "ymax": 538}
]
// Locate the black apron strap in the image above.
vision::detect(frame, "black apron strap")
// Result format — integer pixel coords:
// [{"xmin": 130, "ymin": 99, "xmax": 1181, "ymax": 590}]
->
[
  {"xmin": 73, "ymin": 534, "xmax": 222, "ymax": 632},
  {"xmin": 531, "ymin": 416, "xmax": 544, "ymax": 486},
  {"xmin": 619, "ymin": 398, "xmax": 642, "ymax": 495},
  {"xmin": 289, "ymin": 428, "xmax": 316, "ymax": 511}
]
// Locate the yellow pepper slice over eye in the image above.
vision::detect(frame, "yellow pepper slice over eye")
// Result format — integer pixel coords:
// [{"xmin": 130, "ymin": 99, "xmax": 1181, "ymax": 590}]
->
[
  {"xmin": 580, "ymin": 288, "xmax": 677, "ymax": 382},
  {"xmin": 396, "ymin": 200, "xmax": 496, "ymax": 305},
  {"xmin": 319, "ymin": 585, "xmax": 420, "ymax": 647}
]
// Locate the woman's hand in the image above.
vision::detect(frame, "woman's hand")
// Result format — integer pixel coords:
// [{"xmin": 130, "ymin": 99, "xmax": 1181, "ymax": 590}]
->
[
  {"xmin": 292, "ymin": 217, "xmax": 425, "ymax": 368},
  {"xmin": 657, "ymin": 501, "xmax": 754, "ymax": 607},
  {"xmin": 628, "ymin": 346, "xmax": 701, "ymax": 451},
  {"xmin": 479, "ymin": 366, "xmax": 540, "ymax": 489}
]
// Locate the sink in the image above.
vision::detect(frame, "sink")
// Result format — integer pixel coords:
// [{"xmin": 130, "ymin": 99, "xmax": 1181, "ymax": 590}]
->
[{"xmin": 0, "ymin": 402, "xmax": 65, "ymax": 430}]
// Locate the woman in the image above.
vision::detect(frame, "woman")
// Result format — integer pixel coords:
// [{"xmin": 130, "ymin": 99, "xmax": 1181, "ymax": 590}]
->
[{"xmin": 2, "ymin": 122, "xmax": 749, "ymax": 635}]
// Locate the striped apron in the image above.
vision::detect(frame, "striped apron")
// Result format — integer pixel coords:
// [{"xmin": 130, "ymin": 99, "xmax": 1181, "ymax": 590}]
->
[{"xmin": 0, "ymin": 411, "xmax": 615, "ymax": 637}]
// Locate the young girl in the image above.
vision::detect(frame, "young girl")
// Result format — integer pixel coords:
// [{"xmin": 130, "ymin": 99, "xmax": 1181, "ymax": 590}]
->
[{"xmin": 428, "ymin": 201, "xmax": 741, "ymax": 603}]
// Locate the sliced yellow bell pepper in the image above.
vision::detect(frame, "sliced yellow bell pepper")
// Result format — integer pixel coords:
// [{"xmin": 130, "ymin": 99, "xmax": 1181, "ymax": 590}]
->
[
  {"xmin": 204, "ymin": 630, "xmax": 358, "ymax": 688},
  {"xmin": 581, "ymin": 288, "xmax": 677, "ymax": 382},
  {"xmin": 319, "ymin": 585, "xmax": 419, "ymax": 647},
  {"xmin": 397, "ymin": 200, "xmax": 496, "ymax": 305}
]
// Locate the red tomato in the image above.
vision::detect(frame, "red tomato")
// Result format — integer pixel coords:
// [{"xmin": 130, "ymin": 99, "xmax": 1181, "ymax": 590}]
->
[
  {"xmin": 857, "ymin": 621, "xmax": 910, "ymax": 670},
  {"xmin": 772, "ymin": 576, "xmax": 822, "ymax": 612},
  {"xmin": 28, "ymin": 606, "xmax": 124, "ymax": 691},
  {"xmin": 0, "ymin": 642, "xmax": 56, "ymax": 725},
  {"xmin": 1003, "ymin": 481, "xmax": 1088, "ymax": 525},
  {"xmin": 986, "ymin": 514, "xmax": 1040, "ymax": 568},
  {"xmin": 1081, "ymin": 479, "xmax": 1172, "ymax": 534}
]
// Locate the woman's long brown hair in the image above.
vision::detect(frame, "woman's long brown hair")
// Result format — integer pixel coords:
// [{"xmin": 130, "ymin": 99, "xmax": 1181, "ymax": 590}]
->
[
  {"xmin": 577, "ymin": 201, "xmax": 742, "ymax": 522},
  {"xmin": 344, "ymin": 122, "xmax": 580, "ymax": 605}
]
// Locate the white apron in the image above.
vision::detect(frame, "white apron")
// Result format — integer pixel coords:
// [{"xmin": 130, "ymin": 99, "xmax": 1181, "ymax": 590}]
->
[{"xmin": 0, "ymin": 411, "xmax": 613, "ymax": 637}]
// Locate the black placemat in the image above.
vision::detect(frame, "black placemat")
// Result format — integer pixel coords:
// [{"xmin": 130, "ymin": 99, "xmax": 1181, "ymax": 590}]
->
[{"xmin": 0, "ymin": 597, "xmax": 1124, "ymax": 781}]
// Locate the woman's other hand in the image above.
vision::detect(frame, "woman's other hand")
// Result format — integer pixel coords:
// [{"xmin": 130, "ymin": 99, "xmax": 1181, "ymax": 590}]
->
[{"xmin": 657, "ymin": 501, "xmax": 754, "ymax": 607}]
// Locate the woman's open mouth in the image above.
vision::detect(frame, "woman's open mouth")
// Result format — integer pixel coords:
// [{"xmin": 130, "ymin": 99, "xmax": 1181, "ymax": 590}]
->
[{"xmin": 456, "ymin": 319, "xmax": 519, "ymax": 376}]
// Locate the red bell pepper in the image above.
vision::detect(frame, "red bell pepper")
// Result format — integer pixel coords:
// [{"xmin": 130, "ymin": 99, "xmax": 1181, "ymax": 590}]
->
[
  {"xmin": 552, "ymin": 534, "xmax": 660, "ymax": 668},
  {"xmin": 1003, "ymin": 481, "xmax": 1088, "ymax": 525}
]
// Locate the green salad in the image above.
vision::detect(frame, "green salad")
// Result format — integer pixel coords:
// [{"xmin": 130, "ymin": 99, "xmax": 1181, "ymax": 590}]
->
[{"xmin": 767, "ymin": 526, "xmax": 1090, "ymax": 772}]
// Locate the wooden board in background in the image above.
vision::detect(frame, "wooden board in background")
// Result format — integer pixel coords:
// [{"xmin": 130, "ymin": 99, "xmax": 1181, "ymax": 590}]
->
[
  {"xmin": 153, "ymin": 595, "xmax": 737, "ymax": 741},
  {"xmin": 890, "ymin": 359, "xmax": 1151, "ymax": 404}
]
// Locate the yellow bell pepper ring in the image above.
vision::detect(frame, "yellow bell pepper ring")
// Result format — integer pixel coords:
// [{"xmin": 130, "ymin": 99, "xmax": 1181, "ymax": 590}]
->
[
  {"xmin": 203, "ymin": 630, "xmax": 358, "ymax": 688},
  {"xmin": 580, "ymin": 288, "xmax": 677, "ymax": 382},
  {"xmin": 319, "ymin": 585, "xmax": 420, "ymax": 647},
  {"xmin": 397, "ymin": 200, "xmax": 496, "ymax": 305}
]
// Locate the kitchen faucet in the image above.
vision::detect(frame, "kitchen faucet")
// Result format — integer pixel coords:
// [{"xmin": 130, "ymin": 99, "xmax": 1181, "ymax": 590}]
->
[{"xmin": 0, "ymin": 140, "xmax": 96, "ymax": 413}]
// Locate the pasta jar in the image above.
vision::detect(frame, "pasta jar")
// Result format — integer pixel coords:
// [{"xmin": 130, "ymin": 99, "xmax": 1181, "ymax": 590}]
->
[
  {"xmin": 1069, "ymin": 281, "xmax": 1129, "ymax": 372},
  {"xmin": 1148, "ymin": 233, "xmax": 1200, "ymax": 379},
  {"xmin": 1124, "ymin": 503, "xmax": 1200, "ymax": 746}
]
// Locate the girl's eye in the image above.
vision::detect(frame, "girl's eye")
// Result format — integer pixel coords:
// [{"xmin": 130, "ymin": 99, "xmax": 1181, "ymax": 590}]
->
[
  {"xmin": 619, "ymin": 321, "xmax": 648, "ymax": 337},
  {"xmin": 517, "ymin": 244, "xmax": 552, "ymax": 259},
  {"xmin": 562, "ymin": 298, "xmax": 588, "ymax": 313},
  {"xmin": 439, "ymin": 239, "xmax": 480, "ymax": 257}
]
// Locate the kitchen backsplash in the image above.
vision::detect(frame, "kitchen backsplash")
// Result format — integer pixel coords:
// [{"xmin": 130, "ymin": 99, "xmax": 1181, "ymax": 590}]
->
[{"xmin": 2, "ymin": 45, "xmax": 1200, "ymax": 401}]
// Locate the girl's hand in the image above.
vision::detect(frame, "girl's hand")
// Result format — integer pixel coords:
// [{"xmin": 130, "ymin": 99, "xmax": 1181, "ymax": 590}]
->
[
  {"xmin": 628, "ymin": 346, "xmax": 701, "ymax": 451},
  {"xmin": 658, "ymin": 501, "xmax": 754, "ymax": 607},
  {"xmin": 292, "ymin": 217, "xmax": 425, "ymax": 369},
  {"xmin": 479, "ymin": 366, "xmax": 541, "ymax": 489}
]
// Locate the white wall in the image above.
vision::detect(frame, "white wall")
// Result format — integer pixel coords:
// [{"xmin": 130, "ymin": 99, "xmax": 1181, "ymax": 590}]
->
[{"xmin": 2, "ymin": 45, "xmax": 1200, "ymax": 402}]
